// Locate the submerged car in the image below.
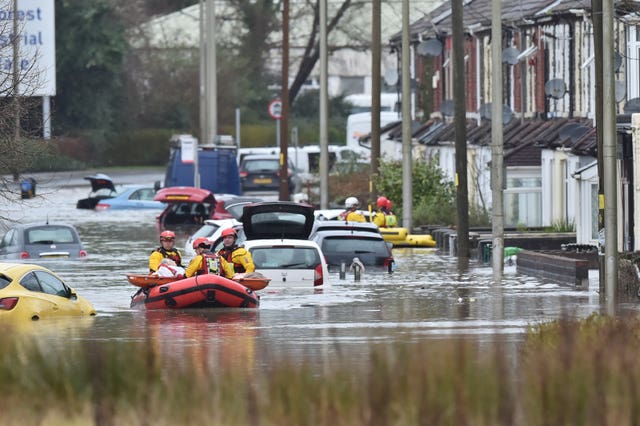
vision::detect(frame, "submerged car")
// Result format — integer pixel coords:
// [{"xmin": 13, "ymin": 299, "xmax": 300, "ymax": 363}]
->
[
  {"xmin": 94, "ymin": 185, "xmax": 165, "ymax": 210},
  {"xmin": 310, "ymin": 221, "xmax": 395, "ymax": 273},
  {"xmin": 0, "ymin": 262, "xmax": 96, "ymax": 320},
  {"xmin": 154, "ymin": 186, "xmax": 237, "ymax": 232},
  {"xmin": 76, "ymin": 174, "xmax": 117, "ymax": 209},
  {"xmin": 239, "ymin": 202, "xmax": 329, "ymax": 288},
  {"xmin": 0, "ymin": 223, "xmax": 88, "ymax": 260},
  {"xmin": 183, "ymin": 198, "xmax": 262, "ymax": 256}
]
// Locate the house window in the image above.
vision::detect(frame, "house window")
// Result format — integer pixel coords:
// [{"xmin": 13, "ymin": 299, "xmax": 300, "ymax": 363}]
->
[{"xmin": 504, "ymin": 173, "xmax": 542, "ymax": 227}]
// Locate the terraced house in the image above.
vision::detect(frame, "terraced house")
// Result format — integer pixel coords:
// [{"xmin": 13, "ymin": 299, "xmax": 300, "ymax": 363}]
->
[{"xmin": 379, "ymin": 0, "xmax": 640, "ymax": 249}]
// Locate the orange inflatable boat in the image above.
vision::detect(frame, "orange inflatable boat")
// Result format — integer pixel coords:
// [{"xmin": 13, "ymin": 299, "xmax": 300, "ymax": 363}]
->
[{"xmin": 130, "ymin": 274, "xmax": 259, "ymax": 309}]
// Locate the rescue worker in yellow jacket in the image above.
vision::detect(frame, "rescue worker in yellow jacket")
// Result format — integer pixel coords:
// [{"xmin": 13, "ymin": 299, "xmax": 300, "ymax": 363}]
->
[
  {"xmin": 373, "ymin": 196, "xmax": 398, "ymax": 228},
  {"xmin": 149, "ymin": 230, "xmax": 184, "ymax": 273},
  {"xmin": 185, "ymin": 237, "xmax": 235, "ymax": 278},
  {"xmin": 216, "ymin": 228, "xmax": 255, "ymax": 273},
  {"xmin": 338, "ymin": 196, "xmax": 366, "ymax": 222}
]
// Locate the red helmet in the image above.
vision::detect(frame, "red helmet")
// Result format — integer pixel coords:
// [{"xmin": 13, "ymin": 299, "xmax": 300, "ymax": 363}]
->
[
  {"xmin": 221, "ymin": 228, "xmax": 237, "ymax": 238},
  {"xmin": 386, "ymin": 199, "xmax": 392, "ymax": 210},
  {"xmin": 160, "ymin": 230, "xmax": 175, "ymax": 241},
  {"xmin": 376, "ymin": 196, "xmax": 389, "ymax": 208},
  {"xmin": 192, "ymin": 237, "xmax": 210, "ymax": 249}
]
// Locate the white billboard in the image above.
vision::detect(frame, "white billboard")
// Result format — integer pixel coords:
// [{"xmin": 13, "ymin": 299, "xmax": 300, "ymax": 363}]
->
[{"xmin": 0, "ymin": 0, "xmax": 56, "ymax": 96}]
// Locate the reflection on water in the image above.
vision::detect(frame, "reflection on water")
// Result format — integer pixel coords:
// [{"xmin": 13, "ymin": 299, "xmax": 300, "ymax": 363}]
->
[{"xmin": 0, "ymin": 185, "xmax": 614, "ymax": 366}]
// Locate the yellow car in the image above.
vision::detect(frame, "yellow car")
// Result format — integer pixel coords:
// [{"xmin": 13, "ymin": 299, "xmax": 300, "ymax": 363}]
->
[{"xmin": 0, "ymin": 263, "xmax": 96, "ymax": 321}]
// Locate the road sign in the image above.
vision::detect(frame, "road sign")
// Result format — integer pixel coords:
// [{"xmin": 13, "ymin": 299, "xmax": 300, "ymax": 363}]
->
[{"xmin": 268, "ymin": 99, "xmax": 282, "ymax": 120}]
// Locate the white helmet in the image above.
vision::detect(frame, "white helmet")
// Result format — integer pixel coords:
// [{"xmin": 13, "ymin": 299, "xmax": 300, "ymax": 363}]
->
[{"xmin": 345, "ymin": 196, "xmax": 359, "ymax": 209}]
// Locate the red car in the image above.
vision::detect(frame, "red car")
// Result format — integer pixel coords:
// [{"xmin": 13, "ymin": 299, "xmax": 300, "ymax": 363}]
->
[{"xmin": 154, "ymin": 187, "xmax": 235, "ymax": 231}]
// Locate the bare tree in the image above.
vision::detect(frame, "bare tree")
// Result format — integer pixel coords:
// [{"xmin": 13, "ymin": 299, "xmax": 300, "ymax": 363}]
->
[{"xmin": 0, "ymin": 2, "xmax": 46, "ymax": 204}]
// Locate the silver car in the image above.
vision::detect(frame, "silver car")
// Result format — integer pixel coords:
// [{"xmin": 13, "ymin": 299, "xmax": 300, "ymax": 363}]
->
[{"xmin": 0, "ymin": 223, "xmax": 88, "ymax": 260}]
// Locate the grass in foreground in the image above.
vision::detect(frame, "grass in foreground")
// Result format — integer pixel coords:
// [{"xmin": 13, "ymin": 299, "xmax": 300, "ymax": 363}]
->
[{"xmin": 1, "ymin": 313, "xmax": 640, "ymax": 425}]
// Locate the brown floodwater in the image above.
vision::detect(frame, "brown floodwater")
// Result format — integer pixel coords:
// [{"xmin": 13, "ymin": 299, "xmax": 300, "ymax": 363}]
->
[{"xmin": 0, "ymin": 171, "xmax": 624, "ymax": 368}]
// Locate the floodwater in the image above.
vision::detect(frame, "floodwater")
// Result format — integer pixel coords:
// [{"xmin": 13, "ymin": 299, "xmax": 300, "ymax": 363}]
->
[{"xmin": 0, "ymin": 170, "xmax": 626, "ymax": 367}]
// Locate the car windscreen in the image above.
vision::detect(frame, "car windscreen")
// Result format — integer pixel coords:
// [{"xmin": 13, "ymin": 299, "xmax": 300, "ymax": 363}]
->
[
  {"xmin": 242, "ymin": 159, "xmax": 279, "ymax": 173},
  {"xmin": 26, "ymin": 227, "xmax": 78, "ymax": 245},
  {"xmin": 251, "ymin": 246, "xmax": 320, "ymax": 269},
  {"xmin": 321, "ymin": 236, "xmax": 389, "ymax": 256}
]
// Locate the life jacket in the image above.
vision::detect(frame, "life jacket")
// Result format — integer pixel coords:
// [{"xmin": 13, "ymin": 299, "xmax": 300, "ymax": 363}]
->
[
  {"xmin": 197, "ymin": 253, "xmax": 223, "ymax": 276},
  {"xmin": 218, "ymin": 245, "xmax": 247, "ymax": 273},
  {"xmin": 385, "ymin": 213, "xmax": 398, "ymax": 227},
  {"xmin": 153, "ymin": 247, "xmax": 182, "ymax": 267}
]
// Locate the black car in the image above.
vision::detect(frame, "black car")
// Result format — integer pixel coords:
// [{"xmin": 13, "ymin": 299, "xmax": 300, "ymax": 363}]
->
[{"xmin": 239, "ymin": 154, "xmax": 297, "ymax": 194}]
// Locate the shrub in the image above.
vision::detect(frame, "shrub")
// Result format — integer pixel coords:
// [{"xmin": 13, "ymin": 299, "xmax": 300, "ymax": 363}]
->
[{"xmin": 377, "ymin": 158, "xmax": 456, "ymax": 227}]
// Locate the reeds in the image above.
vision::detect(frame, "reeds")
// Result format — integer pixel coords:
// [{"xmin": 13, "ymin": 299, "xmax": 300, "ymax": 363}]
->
[{"xmin": 2, "ymin": 314, "xmax": 640, "ymax": 425}]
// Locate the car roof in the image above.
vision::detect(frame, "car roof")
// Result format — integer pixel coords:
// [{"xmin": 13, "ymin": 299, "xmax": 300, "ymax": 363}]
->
[
  {"xmin": 241, "ymin": 202, "xmax": 315, "ymax": 240},
  {"xmin": 311, "ymin": 229, "xmax": 386, "ymax": 240},
  {"xmin": 241, "ymin": 154, "xmax": 280, "ymax": 161},
  {"xmin": 0, "ymin": 262, "xmax": 48, "ymax": 275},
  {"xmin": 11, "ymin": 222, "xmax": 78, "ymax": 231},
  {"xmin": 244, "ymin": 239, "xmax": 322, "ymax": 249},
  {"xmin": 311, "ymin": 220, "xmax": 381, "ymax": 234}
]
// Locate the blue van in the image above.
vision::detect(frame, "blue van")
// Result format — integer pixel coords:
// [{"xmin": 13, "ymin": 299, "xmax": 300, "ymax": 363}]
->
[{"xmin": 164, "ymin": 135, "xmax": 241, "ymax": 195}]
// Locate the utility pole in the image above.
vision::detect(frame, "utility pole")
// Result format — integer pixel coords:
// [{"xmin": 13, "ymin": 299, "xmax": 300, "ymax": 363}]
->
[
  {"xmin": 602, "ymin": 0, "xmax": 618, "ymax": 313},
  {"xmin": 279, "ymin": 0, "xmax": 290, "ymax": 201},
  {"xmin": 452, "ymin": 0, "xmax": 469, "ymax": 259},
  {"xmin": 591, "ymin": 0, "xmax": 605, "ymax": 294},
  {"xmin": 199, "ymin": 0, "xmax": 206, "ymax": 147},
  {"xmin": 371, "ymin": 0, "xmax": 381, "ymax": 205},
  {"xmin": 319, "ymin": 0, "xmax": 329, "ymax": 209},
  {"xmin": 491, "ymin": 0, "xmax": 504, "ymax": 279},
  {"xmin": 206, "ymin": 0, "xmax": 217, "ymax": 144},
  {"xmin": 401, "ymin": 0, "xmax": 412, "ymax": 230}
]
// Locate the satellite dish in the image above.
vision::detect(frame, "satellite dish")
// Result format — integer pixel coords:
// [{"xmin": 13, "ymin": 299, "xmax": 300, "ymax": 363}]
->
[
  {"xmin": 615, "ymin": 81, "xmax": 626, "ymax": 103},
  {"xmin": 502, "ymin": 47, "xmax": 520, "ymax": 65},
  {"xmin": 544, "ymin": 79, "xmax": 567, "ymax": 99},
  {"xmin": 478, "ymin": 103, "xmax": 513, "ymax": 124},
  {"xmin": 614, "ymin": 51, "xmax": 622, "ymax": 73},
  {"xmin": 384, "ymin": 69, "xmax": 399, "ymax": 86},
  {"xmin": 624, "ymin": 97, "xmax": 640, "ymax": 114},
  {"xmin": 440, "ymin": 99, "xmax": 455, "ymax": 116},
  {"xmin": 417, "ymin": 39, "xmax": 443, "ymax": 57}
]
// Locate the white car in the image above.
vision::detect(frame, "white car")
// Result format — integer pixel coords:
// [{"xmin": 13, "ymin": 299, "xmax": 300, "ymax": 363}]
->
[
  {"xmin": 183, "ymin": 199, "xmax": 259, "ymax": 256},
  {"xmin": 209, "ymin": 201, "xmax": 329, "ymax": 289},
  {"xmin": 184, "ymin": 219, "xmax": 240, "ymax": 257},
  {"xmin": 244, "ymin": 239, "xmax": 329, "ymax": 289}
]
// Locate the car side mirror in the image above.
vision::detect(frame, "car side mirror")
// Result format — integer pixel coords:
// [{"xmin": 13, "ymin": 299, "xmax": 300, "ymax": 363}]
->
[{"xmin": 69, "ymin": 289, "xmax": 78, "ymax": 300}]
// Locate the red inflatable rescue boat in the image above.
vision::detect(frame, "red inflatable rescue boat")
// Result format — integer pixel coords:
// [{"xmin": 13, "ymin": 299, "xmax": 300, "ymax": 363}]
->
[{"xmin": 130, "ymin": 274, "xmax": 259, "ymax": 309}]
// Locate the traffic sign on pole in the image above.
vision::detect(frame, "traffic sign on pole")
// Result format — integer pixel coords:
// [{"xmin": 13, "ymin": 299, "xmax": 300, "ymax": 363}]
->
[{"xmin": 268, "ymin": 99, "xmax": 282, "ymax": 120}]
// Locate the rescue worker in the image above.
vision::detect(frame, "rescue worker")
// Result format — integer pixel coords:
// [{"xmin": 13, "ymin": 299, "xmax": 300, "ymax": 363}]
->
[
  {"xmin": 373, "ymin": 196, "xmax": 389, "ymax": 228},
  {"xmin": 217, "ymin": 228, "xmax": 256, "ymax": 273},
  {"xmin": 149, "ymin": 230, "xmax": 183, "ymax": 273},
  {"xmin": 338, "ymin": 196, "xmax": 366, "ymax": 222},
  {"xmin": 185, "ymin": 237, "xmax": 235, "ymax": 278},
  {"xmin": 384, "ymin": 199, "xmax": 398, "ymax": 227},
  {"xmin": 373, "ymin": 196, "xmax": 398, "ymax": 228}
]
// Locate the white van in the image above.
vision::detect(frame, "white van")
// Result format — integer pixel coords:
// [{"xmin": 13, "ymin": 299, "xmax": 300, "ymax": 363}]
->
[
  {"xmin": 237, "ymin": 145, "xmax": 369, "ymax": 176},
  {"xmin": 344, "ymin": 92, "xmax": 401, "ymax": 114},
  {"xmin": 346, "ymin": 111, "xmax": 400, "ymax": 148}
]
